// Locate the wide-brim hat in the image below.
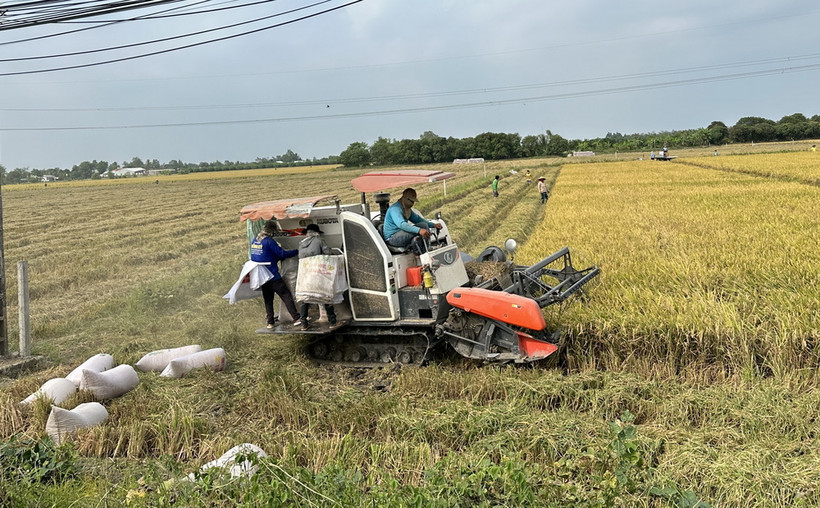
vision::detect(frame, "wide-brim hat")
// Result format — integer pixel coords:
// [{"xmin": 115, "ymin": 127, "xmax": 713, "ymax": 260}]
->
[{"xmin": 537, "ymin": 177, "xmax": 546, "ymax": 181}]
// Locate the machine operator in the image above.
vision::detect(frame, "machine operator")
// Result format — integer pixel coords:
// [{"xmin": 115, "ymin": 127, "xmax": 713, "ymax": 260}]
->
[{"xmin": 382, "ymin": 188, "xmax": 442, "ymax": 254}]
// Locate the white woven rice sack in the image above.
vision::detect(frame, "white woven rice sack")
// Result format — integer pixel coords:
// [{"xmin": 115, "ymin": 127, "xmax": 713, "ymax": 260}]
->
[
  {"xmin": 79, "ymin": 364, "xmax": 139, "ymax": 400},
  {"xmin": 66, "ymin": 353, "xmax": 115, "ymax": 386},
  {"xmin": 160, "ymin": 348, "xmax": 226, "ymax": 379},
  {"xmin": 46, "ymin": 402, "xmax": 108, "ymax": 445},
  {"xmin": 135, "ymin": 345, "xmax": 202, "ymax": 372},
  {"xmin": 20, "ymin": 378, "xmax": 76, "ymax": 406},
  {"xmin": 188, "ymin": 443, "xmax": 268, "ymax": 481}
]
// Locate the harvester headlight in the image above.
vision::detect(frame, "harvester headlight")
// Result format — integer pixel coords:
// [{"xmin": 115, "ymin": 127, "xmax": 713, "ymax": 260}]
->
[{"xmin": 504, "ymin": 238, "xmax": 518, "ymax": 255}]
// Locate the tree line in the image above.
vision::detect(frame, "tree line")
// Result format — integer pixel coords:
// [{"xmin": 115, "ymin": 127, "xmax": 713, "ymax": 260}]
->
[
  {"xmin": 338, "ymin": 113, "xmax": 820, "ymax": 167},
  {"xmin": 2, "ymin": 113, "xmax": 818, "ymax": 182},
  {"xmin": 0, "ymin": 149, "xmax": 337, "ymax": 185}
]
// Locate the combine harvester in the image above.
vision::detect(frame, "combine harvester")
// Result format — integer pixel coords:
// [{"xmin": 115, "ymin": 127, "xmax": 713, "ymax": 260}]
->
[{"xmin": 235, "ymin": 170, "xmax": 599, "ymax": 366}]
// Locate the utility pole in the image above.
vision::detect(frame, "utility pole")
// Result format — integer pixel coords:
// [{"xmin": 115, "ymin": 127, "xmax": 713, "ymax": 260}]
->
[{"xmin": 0, "ymin": 172, "xmax": 7, "ymax": 357}]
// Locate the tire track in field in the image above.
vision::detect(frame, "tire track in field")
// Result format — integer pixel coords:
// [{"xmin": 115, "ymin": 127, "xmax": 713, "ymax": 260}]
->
[
  {"xmin": 482, "ymin": 166, "xmax": 560, "ymax": 250},
  {"xmin": 437, "ymin": 168, "xmax": 557, "ymax": 254}
]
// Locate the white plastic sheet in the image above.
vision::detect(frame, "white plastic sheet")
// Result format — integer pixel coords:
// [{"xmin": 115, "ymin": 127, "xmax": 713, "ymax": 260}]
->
[
  {"xmin": 189, "ymin": 443, "xmax": 268, "ymax": 480},
  {"xmin": 223, "ymin": 261, "xmax": 274, "ymax": 304}
]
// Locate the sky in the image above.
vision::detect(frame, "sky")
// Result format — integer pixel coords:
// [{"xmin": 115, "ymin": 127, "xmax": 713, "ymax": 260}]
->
[{"xmin": 1, "ymin": 0, "xmax": 819, "ymax": 170}]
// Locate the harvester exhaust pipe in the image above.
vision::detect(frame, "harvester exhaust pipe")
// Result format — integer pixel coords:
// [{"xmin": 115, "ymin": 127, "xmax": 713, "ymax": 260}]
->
[{"xmin": 374, "ymin": 192, "xmax": 391, "ymax": 220}]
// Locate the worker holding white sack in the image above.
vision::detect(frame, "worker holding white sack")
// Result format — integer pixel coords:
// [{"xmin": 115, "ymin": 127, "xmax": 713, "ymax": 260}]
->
[
  {"xmin": 296, "ymin": 224, "xmax": 338, "ymax": 331},
  {"xmin": 224, "ymin": 220, "xmax": 301, "ymax": 329}
]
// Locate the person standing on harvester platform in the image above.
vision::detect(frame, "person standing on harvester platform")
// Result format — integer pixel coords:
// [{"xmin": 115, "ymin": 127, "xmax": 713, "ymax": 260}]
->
[{"xmin": 250, "ymin": 220, "xmax": 300, "ymax": 328}]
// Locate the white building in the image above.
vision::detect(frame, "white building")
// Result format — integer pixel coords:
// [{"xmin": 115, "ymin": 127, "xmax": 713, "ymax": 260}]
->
[{"xmin": 110, "ymin": 167, "xmax": 147, "ymax": 177}]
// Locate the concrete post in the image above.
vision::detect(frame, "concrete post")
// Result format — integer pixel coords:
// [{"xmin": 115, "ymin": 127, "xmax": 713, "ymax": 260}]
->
[{"xmin": 18, "ymin": 261, "xmax": 30, "ymax": 357}]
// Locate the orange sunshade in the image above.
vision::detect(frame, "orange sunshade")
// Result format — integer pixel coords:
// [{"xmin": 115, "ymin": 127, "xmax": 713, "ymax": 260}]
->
[
  {"xmin": 239, "ymin": 195, "xmax": 335, "ymax": 222},
  {"xmin": 351, "ymin": 170, "xmax": 456, "ymax": 193}
]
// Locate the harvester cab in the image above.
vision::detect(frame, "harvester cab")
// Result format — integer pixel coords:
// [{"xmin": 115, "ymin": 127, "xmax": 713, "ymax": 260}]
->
[{"xmin": 235, "ymin": 170, "xmax": 599, "ymax": 366}]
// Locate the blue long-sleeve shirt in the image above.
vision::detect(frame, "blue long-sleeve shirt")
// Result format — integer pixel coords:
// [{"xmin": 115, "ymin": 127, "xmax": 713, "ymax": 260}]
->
[
  {"xmin": 249, "ymin": 236, "xmax": 297, "ymax": 281},
  {"xmin": 382, "ymin": 201, "xmax": 435, "ymax": 240}
]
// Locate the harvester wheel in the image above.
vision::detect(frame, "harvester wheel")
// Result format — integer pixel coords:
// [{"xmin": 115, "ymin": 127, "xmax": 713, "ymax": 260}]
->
[
  {"xmin": 397, "ymin": 350, "xmax": 413, "ymax": 364},
  {"xmin": 346, "ymin": 347, "xmax": 367, "ymax": 363},
  {"xmin": 381, "ymin": 347, "xmax": 396, "ymax": 363},
  {"xmin": 311, "ymin": 342, "xmax": 328, "ymax": 359}
]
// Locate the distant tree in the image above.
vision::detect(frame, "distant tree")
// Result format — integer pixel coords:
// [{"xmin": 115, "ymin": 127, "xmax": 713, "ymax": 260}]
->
[
  {"xmin": 71, "ymin": 160, "xmax": 98, "ymax": 180},
  {"xmin": 124, "ymin": 157, "xmax": 144, "ymax": 168},
  {"xmin": 418, "ymin": 131, "xmax": 450, "ymax": 163},
  {"xmin": 473, "ymin": 132, "xmax": 521, "ymax": 160},
  {"xmin": 776, "ymin": 113, "xmax": 809, "ymax": 140},
  {"xmin": 778, "ymin": 113, "xmax": 807, "ymax": 124},
  {"xmin": 706, "ymin": 121, "xmax": 730, "ymax": 145},
  {"xmin": 776, "ymin": 122, "xmax": 806, "ymax": 141},
  {"xmin": 280, "ymin": 149, "xmax": 301, "ymax": 163},
  {"xmin": 805, "ymin": 120, "xmax": 820, "ymax": 138},
  {"xmin": 521, "ymin": 134, "xmax": 546, "ymax": 157},
  {"xmin": 370, "ymin": 137, "xmax": 397, "ymax": 166},
  {"xmin": 339, "ymin": 142, "xmax": 371, "ymax": 167},
  {"xmin": 3, "ymin": 167, "xmax": 32, "ymax": 184},
  {"xmin": 730, "ymin": 116, "xmax": 776, "ymax": 143},
  {"xmin": 545, "ymin": 132, "xmax": 570, "ymax": 156}
]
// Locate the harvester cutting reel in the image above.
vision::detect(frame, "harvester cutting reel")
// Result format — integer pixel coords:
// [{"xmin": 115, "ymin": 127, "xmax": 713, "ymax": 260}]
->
[{"xmin": 438, "ymin": 247, "xmax": 600, "ymax": 364}]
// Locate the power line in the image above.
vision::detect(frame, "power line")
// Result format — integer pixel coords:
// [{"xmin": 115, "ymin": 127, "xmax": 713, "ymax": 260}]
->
[
  {"xmin": 4, "ymin": 61, "xmax": 819, "ymax": 132},
  {"xmin": 0, "ymin": 0, "xmax": 186, "ymax": 30},
  {"xmin": 0, "ymin": 0, "xmax": 213, "ymax": 47},
  {"xmin": 0, "ymin": 0, "xmax": 332, "ymax": 62},
  {"xmin": 0, "ymin": 0, "xmax": 363, "ymax": 76},
  {"xmin": 5, "ymin": 53, "xmax": 820, "ymax": 113},
  {"xmin": 0, "ymin": 0, "xmax": 361, "ymax": 75}
]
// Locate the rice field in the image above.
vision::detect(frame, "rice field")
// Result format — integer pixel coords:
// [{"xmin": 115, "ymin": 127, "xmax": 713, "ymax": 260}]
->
[
  {"xmin": 1, "ymin": 151, "xmax": 819, "ymax": 506},
  {"xmin": 676, "ymin": 150, "xmax": 820, "ymax": 186},
  {"xmin": 520, "ymin": 156, "xmax": 819, "ymax": 377}
]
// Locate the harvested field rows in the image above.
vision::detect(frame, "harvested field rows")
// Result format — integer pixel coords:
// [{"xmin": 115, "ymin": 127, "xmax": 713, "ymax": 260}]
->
[{"xmin": 1, "ymin": 162, "xmax": 554, "ymax": 355}]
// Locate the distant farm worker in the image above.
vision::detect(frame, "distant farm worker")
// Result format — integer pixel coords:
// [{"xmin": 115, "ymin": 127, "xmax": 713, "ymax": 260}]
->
[
  {"xmin": 383, "ymin": 188, "xmax": 442, "ymax": 255},
  {"xmin": 714, "ymin": 149, "xmax": 719, "ymax": 156},
  {"xmin": 537, "ymin": 177, "xmax": 549, "ymax": 204},
  {"xmin": 492, "ymin": 175, "xmax": 500, "ymax": 197},
  {"xmin": 525, "ymin": 169, "xmax": 532, "ymax": 184},
  {"xmin": 250, "ymin": 220, "xmax": 300, "ymax": 329},
  {"xmin": 812, "ymin": 144, "xmax": 817, "ymax": 152},
  {"xmin": 297, "ymin": 224, "xmax": 337, "ymax": 331},
  {"xmin": 650, "ymin": 151, "xmax": 655, "ymax": 160}
]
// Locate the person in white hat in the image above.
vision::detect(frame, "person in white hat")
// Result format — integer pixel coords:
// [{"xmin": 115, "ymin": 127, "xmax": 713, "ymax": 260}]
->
[{"xmin": 537, "ymin": 177, "xmax": 549, "ymax": 204}]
